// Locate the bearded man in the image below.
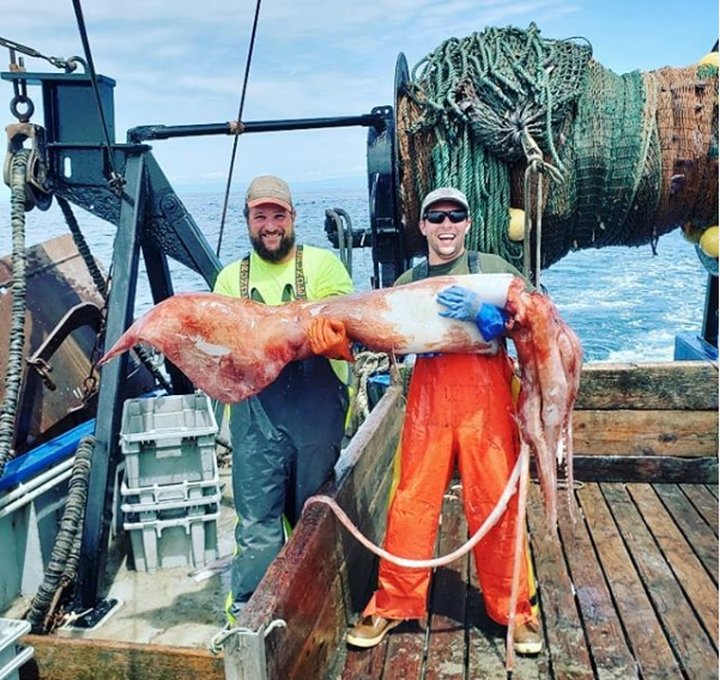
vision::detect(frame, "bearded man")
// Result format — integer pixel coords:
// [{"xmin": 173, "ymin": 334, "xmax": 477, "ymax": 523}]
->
[{"xmin": 213, "ymin": 175, "xmax": 353, "ymax": 622}]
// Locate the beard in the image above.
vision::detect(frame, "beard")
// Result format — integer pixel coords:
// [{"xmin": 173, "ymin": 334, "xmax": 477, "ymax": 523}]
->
[{"xmin": 250, "ymin": 230, "xmax": 296, "ymax": 263}]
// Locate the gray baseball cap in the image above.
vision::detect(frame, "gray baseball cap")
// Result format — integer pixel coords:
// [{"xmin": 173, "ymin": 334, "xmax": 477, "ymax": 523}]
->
[{"xmin": 420, "ymin": 187, "xmax": 469, "ymax": 215}]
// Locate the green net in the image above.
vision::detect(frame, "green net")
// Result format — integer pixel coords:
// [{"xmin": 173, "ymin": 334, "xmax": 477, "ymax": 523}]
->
[
  {"xmin": 567, "ymin": 64, "xmax": 652, "ymax": 251},
  {"xmin": 401, "ymin": 23, "xmax": 592, "ymax": 269},
  {"xmin": 397, "ymin": 24, "xmax": 718, "ymax": 268}
]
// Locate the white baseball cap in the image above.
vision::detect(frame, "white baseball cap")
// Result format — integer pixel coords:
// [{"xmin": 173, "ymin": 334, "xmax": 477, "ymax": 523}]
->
[{"xmin": 420, "ymin": 187, "xmax": 469, "ymax": 215}]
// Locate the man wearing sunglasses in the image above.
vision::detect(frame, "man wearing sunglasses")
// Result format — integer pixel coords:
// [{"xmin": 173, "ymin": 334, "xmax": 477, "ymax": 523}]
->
[{"xmin": 347, "ymin": 187, "xmax": 542, "ymax": 656}]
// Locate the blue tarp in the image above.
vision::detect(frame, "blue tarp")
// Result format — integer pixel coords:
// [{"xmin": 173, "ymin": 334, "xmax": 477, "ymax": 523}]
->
[{"xmin": 0, "ymin": 419, "xmax": 95, "ymax": 492}]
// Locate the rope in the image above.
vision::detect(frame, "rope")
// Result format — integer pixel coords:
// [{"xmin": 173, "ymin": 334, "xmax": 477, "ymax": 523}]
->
[
  {"xmin": 350, "ymin": 351, "xmax": 391, "ymax": 421},
  {"xmin": 0, "ymin": 150, "xmax": 31, "ymax": 480},
  {"xmin": 26, "ymin": 436, "xmax": 94, "ymax": 633},
  {"xmin": 216, "ymin": 0, "xmax": 264, "ymax": 257}
]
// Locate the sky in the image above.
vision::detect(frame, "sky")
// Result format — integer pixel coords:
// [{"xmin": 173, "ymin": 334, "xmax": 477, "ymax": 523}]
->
[{"xmin": 1, "ymin": 0, "xmax": 717, "ymax": 194}]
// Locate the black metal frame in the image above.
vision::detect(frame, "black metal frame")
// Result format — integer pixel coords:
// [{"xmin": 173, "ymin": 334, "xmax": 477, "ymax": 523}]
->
[{"xmin": 1, "ymin": 67, "xmax": 406, "ymax": 609}]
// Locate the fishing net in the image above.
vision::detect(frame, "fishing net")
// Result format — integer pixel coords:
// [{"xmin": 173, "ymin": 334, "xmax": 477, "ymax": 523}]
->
[
  {"xmin": 561, "ymin": 63, "xmax": 650, "ymax": 253},
  {"xmin": 396, "ymin": 23, "xmax": 719, "ymax": 269},
  {"xmin": 653, "ymin": 65, "xmax": 719, "ymax": 232},
  {"xmin": 398, "ymin": 23, "xmax": 592, "ymax": 269}
]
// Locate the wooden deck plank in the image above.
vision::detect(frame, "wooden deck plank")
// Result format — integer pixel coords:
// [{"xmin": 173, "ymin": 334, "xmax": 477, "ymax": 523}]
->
[
  {"xmin": 465, "ymin": 537, "xmax": 548, "ymax": 678},
  {"xmin": 18, "ymin": 634, "xmax": 224, "ymax": 680},
  {"xmin": 571, "ymin": 455, "xmax": 718, "ymax": 484},
  {"xmin": 575, "ymin": 362, "xmax": 718, "ymax": 411},
  {"xmin": 577, "ymin": 484, "xmax": 682, "ymax": 678},
  {"xmin": 601, "ymin": 483, "xmax": 718, "ymax": 678},
  {"xmin": 653, "ymin": 484, "xmax": 719, "ymax": 584},
  {"xmin": 425, "ymin": 489, "xmax": 469, "ymax": 680},
  {"xmin": 338, "ymin": 475, "xmax": 718, "ymax": 679},
  {"xmin": 342, "ymin": 640, "xmax": 389, "ymax": 680},
  {"xmin": 624, "ymin": 484, "xmax": 718, "ymax": 645},
  {"xmin": 466, "ymin": 574, "xmax": 514, "ymax": 680},
  {"xmin": 379, "ymin": 495, "xmax": 450, "ymax": 679},
  {"xmin": 465, "ymin": 568, "xmax": 551, "ymax": 679},
  {"xmin": 707, "ymin": 485, "xmax": 718, "ymax": 499},
  {"xmin": 538, "ymin": 484, "xmax": 636, "ymax": 678},
  {"xmin": 467, "ymin": 549, "xmax": 542, "ymax": 680},
  {"xmin": 679, "ymin": 484, "xmax": 720, "ymax": 535},
  {"xmin": 527, "ymin": 486, "xmax": 595, "ymax": 680},
  {"xmin": 380, "ymin": 621, "xmax": 426, "ymax": 679},
  {"xmin": 572, "ymin": 410, "xmax": 717, "ymax": 456}
]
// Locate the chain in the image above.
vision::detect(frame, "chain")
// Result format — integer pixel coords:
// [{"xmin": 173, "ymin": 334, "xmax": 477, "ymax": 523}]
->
[
  {"xmin": 0, "ymin": 36, "xmax": 83, "ymax": 72},
  {"xmin": 76, "ymin": 274, "xmax": 112, "ymax": 411}
]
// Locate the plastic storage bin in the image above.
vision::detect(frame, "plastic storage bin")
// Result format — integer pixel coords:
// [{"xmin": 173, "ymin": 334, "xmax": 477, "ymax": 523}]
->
[
  {"xmin": 120, "ymin": 392, "xmax": 218, "ymax": 488},
  {"xmin": 123, "ymin": 510, "xmax": 220, "ymax": 573},
  {"xmin": 120, "ymin": 467, "xmax": 220, "ymax": 507},
  {"xmin": 0, "ymin": 619, "xmax": 33, "ymax": 680},
  {"xmin": 121, "ymin": 488, "xmax": 221, "ymax": 523}
]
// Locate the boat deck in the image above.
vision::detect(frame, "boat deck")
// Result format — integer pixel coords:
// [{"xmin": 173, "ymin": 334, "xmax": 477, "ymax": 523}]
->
[
  {"xmin": 8, "ymin": 363, "xmax": 718, "ymax": 679},
  {"xmin": 342, "ymin": 481, "xmax": 719, "ymax": 679}
]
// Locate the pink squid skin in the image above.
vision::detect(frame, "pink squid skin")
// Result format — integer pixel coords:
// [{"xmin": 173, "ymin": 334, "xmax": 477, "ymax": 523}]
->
[
  {"xmin": 305, "ymin": 274, "xmax": 505, "ymax": 354},
  {"xmin": 99, "ymin": 293, "xmax": 319, "ymax": 403},
  {"xmin": 100, "ymin": 274, "xmax": 506, "ymax": 403},
  {"xmin": 505, "ymin": 278, "xmax": 583, "ymax": 529},
  {"xmin": 100, "ymin": 274, "xmax": 583, "ymax": 535},
  {"xmin": 510, "ymin": 323, "xmax": 558, "ymax": 532}
]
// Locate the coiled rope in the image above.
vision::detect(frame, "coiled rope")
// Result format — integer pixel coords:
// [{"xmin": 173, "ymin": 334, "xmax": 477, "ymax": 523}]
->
[
  {"xmin": 401, "ymin": 23, "xmax": 592, "ymax": 270},
  {"xmin": 25, "ymin": 436, "xmax": 94, "ymax": 633},
  {"xmin": 0, "ymin": 150, "xmax": 31, "ymax": 480}
]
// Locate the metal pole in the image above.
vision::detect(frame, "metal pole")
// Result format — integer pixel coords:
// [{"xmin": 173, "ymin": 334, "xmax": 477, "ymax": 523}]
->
[{"xmin": 127, "ymin": 113, "xmax": 386, "ymax": 143}]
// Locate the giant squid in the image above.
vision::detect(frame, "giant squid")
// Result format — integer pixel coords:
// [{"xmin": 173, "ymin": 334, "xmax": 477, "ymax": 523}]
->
[
  {"xmin": 100, "ymin": 273, "xmax": 583, "ymax": 532},
  {"xmin": 101, "ymin": 273, "xmax": 582, "ymax": 663}
]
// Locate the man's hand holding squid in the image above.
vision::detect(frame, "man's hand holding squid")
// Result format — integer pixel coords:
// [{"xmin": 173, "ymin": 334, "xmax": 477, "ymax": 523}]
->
[{"xmin": 436, "ymin": 285, "xmax": 509, "ymax": 341}]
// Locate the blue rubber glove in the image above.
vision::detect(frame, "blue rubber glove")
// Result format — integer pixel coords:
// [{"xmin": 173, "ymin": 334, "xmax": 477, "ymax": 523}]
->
[
  {"xmin": 476, "ymin": 303, "xmax": 509, "ymax": 341},
  {"xmin": 436, "ymin": 285, "xmax": 481, "ymax": 321},
  {"xmin": 437, "ymin": 286, "xmax": 508, "ymax": 341}
]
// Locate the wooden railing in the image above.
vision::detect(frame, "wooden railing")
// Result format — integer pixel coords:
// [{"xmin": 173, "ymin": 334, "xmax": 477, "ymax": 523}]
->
[{"xmin": 572, "ymin": 361, "xmax": 718, "ymax": 482}]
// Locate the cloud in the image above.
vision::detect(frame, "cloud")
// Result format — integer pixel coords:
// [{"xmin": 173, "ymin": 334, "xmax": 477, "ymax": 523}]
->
[{"xmin": 1, "ymin": 0, "xmax": 716, "ymax": 188}]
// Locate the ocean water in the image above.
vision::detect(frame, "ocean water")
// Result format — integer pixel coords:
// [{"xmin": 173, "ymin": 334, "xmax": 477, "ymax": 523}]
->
[{"xmin": 1, "ymin": 186, "xmax": 712, "ymax": 363}]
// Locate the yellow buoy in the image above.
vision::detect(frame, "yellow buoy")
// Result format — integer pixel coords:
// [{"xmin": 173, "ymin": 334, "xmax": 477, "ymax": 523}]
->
[
  {"xmin": 508, "ymin": 208, "xmax": 525, "ymax": 242},
  {"xmin": 698, "ymin": 52, "xmax": 719, "ymax": 67},
  {"xmin": 700, "ymin": 226, "xmax": 719, "ymax": 259}
]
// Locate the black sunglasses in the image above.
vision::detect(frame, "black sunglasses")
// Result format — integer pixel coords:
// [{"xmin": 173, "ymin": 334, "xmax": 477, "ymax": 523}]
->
[{"xmin": 423, "ymin": 209, "xmax": 468, "ymax": 224}]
